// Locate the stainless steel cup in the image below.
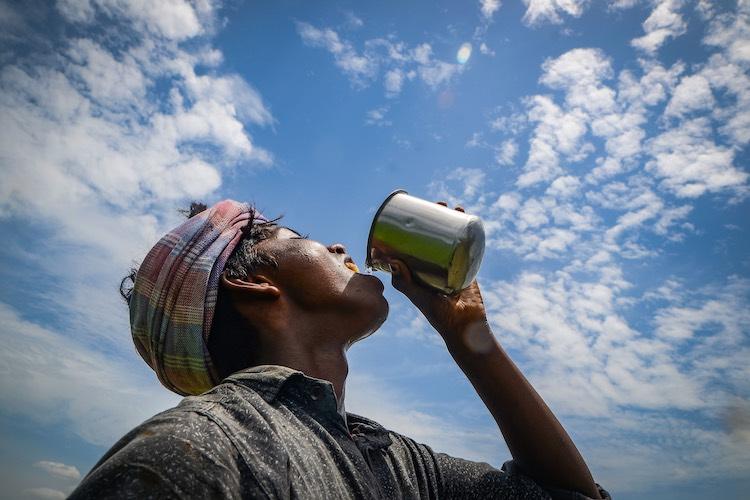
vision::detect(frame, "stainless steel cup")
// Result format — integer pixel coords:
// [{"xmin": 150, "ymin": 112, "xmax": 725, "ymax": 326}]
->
[{"xmin": 366, "ymin": 190, "xmax": 485, "ymax": 295}]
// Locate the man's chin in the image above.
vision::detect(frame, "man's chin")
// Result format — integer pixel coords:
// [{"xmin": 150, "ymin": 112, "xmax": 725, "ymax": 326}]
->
[
  {"xmin": 352, "ymin": 300, "xmax": 388, "ymax": 344},
  {"xmin": 354, "ymin": 272, "xmax": 385, "ymax": 290}
]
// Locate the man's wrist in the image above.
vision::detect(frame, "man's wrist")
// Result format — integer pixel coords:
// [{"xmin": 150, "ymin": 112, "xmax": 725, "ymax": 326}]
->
[{"xmin": 440, "ymin": 320, "xmax": 497, "ymax": 356}]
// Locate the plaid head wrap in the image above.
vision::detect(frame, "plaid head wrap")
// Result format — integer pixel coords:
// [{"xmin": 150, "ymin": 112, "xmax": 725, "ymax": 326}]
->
[{"xmin": 129, "ymin": 200, "xmax": 267, "ymax": 396}]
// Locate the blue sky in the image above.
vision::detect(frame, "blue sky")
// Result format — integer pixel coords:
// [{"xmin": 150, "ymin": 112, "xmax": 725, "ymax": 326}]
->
[{"xmin": 1, "ymin": 0, "xmax": 749, "ymax": 498}]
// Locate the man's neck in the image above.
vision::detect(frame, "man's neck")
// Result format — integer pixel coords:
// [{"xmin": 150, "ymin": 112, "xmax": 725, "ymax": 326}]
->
[{"xmin": 254, "ymin": 334, "xmax": 350, "ymax": 407}]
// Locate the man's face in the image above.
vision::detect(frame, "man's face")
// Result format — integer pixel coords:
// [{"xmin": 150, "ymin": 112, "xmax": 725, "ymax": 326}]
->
[{"xmin": 253, "ymin": 226, "xmax": 389, "ymax": 342}]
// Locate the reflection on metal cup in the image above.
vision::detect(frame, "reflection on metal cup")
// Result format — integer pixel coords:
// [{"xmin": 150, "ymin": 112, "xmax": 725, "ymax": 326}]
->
[{"xmin": 366, "ymin": 190, "xmax": 486, "ymax": 295}]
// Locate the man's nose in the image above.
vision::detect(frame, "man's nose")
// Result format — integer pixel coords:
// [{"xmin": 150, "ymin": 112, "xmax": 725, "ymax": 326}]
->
[{"xmin": 328, "ymin": 243, "xmax": 347, "ymax": 255}]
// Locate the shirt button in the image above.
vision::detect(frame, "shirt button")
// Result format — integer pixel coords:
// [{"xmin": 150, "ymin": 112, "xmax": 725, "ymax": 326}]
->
[{"xmin": 310, "ymin": 386, "xmax": 323, "ymax": 401}]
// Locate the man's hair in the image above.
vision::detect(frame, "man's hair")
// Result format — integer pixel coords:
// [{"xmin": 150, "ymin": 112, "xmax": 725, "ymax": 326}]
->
[{"xmin": 119, "ymin": 201, "xmax": 282, "ymax": 380}]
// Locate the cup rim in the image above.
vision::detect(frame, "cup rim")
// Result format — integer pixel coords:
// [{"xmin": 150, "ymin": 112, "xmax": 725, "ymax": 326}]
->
[{"xmin": 365, "ymin": 189, "xmax": 408, "ymax": 268}]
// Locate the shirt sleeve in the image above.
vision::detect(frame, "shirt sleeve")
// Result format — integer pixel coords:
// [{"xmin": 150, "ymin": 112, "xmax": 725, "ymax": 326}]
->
[
  {"xmin": 68, "ymin": 409, "xmax": 261, "ymax": 500},
  {"xmin": 502, "ymin": 460, "xmax": 611, "ymax": 500},
  {"xmin": 435, "ymin": 454, "xmax": 611, "ymax": 500},
  {"xmin": 434, "ymin": 452, "xmax": 550, "ymax": 499}
]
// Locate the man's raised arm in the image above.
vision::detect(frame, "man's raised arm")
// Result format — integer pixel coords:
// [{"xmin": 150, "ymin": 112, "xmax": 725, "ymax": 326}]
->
[{"xmin": 388, "ymin": 258, "xmax": 602, "ymax": 499}]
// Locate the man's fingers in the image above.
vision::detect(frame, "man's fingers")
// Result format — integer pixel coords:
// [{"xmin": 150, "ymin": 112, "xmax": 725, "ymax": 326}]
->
[
  {"xmin": 390, "ymin": 259, "xmax": 427, "ymax": 300},
  {"xmin": 436, "ymin": 201, "xmax": 466, "ymax": 213},
  {"xmin": 389, "ymin": 260, "xmax": 411, "ymax": 286}
]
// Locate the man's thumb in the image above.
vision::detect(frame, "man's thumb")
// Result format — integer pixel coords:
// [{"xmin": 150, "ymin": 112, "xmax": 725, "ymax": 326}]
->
[{"xmin": 389, "ymin": 259, "xmax": 413, "ymax": 293}]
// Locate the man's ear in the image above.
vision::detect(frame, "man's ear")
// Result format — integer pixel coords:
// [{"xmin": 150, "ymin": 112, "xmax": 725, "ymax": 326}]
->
[{"xmin": 220, "ymin": 272, "xmax": 281, "ymax": 300}]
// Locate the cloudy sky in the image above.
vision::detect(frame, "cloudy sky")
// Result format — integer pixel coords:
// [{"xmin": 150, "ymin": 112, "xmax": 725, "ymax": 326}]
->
[{"xmin": 1, "ymin": 0, "xmax": 749, "ymax": 498}]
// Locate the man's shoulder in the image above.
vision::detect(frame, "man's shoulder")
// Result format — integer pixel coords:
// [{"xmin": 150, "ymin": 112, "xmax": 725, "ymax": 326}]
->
[
  {"xmin": 138, "ymin": 380, "xmax": 269, "ymax": 433},
  {"xmin": 70, "ymin": 389, "xmax": 256, "ymax": 498},
  {"xmin": 99, "ymin": 382, "xmax": 258, "ymax": 453},
  {"xmin": 101, "ymin": 392, "xmax": 229, "ymax": 456}
]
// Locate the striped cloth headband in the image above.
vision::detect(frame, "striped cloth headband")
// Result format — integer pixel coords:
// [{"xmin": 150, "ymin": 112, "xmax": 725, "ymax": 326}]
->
[{"xmin": 129, "ymin": 200, "xmax": 266, "ymax": 395}]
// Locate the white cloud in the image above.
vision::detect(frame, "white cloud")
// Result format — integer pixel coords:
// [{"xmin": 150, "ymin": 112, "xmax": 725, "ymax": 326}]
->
[
  {"xmin": 55, "ymin": 0, "xmax": 96, "ymax": 26},
  {"xmin": 617, "ymin": 58, "xmax": 684, "ymax": 108},
  {"xmin": 653, "ymin": 204, "xmax": 692, "ymax": 236},
  {"xmin": 0, "ymin": 302, "xmax": 180, "ymax": 446},
  {"xmin": 384, "ymin": 68, "xmax": 404, "ymax": 96},
  {"xmin": 393, "ymin": 311, "xmax": 442, "ymax": 346},
  {"xmin": 518, "ymin": 95, "xmax": 590, "ymax": 187},
  {"xmin": 584, "ymin": 178, "xmax": 693, "ymax": 243},
  {"xmin": 296, "ymin": 26, "xmax": 463, "ymax": 95},
  {"xmin": 514, "ymin": 41, "xmax": 746, "ymax": 205},
  {"xmin": 518, "ymin": 48, "xmax": 634, "ymax": 187},
  {"xmin": 466, "ymin": 131, "xmax": 484, "ymax": 148},
  {"xmin": 646, "ymin": 118, "xmax": 747, "ymax": 197},
  {"xmin": 604, "ymin": 187, "xmax": 664, "ymax": 241},
  {"xmin": 0, "ymin": 28, "xmax": 272, "ymax": 233},
  {"xmin": 23, "ymin": 488, "xmax": 67, "ymax": 500},
  {"xmin": 479, "ymin": 42, "xmax": 495, "ymax": 56},
  {"xmin": 609, "ymin": 0, "xmax": 641, "ymax": 9},
  {"xmin": 522, "ymin": 0, "xmax": 588, "ymax": 26},
  {"xmin": 296, "ymin": 22, "xmax": 378, "ymax": 86},
  {"xmin": 653, "ymin": 286, "xmax": 750, "ymax": 342},
  {"xmin": 494, "ymin": 139, "xmax": 518, "ymax": 166},
  {"xmin": 484, "ymin": 189, "xmax": 599, "ymax": 260},
  {"xmin": 517, "ymin": 198, "xmax": 549, "ymax": 230},
  {"xmin": 545, "ymin": 175, "xmax": 581, "ymax": 198},
  {"xmin": 484, "ymin": 271, "xmax": 750, "ymax": 420},
  {"xmin": 587, "ymin": 58, "xmax": 683, "ymax": 181},
  {"xmin": 518, "ymin": 0, "xmax": 649, "ymax": 27},
  {"xmin": 540, "ymin": 47, "xmax": 612, "ymax": 88},
  {"xmin": 419, "ymin": 5, "xmax": 750, "ymax": 488},
  {"xmin": 699, "ymin": 6, "xmax": 750, "ymax": 145},
  {"xmin": 33, "ymin": 461, "xmax": 81, "ymax": 481},
  {"xmin": 453, "ymin": 30, "xmax": 746, "ymax": 264},
  {"xmin": 664, "ymin": 74, "xmax": 715, "ymax": 117},
  {"xmin": 417, "ymin": 59, "xmax": 462, "ymax": 87},
  {"xmin": 450, "ymin": 167, "xmax": 487, "ymax": 199},
  {"xmin": 493, "ymin": 192, "xmax": 522, "ymax": 212},
  {"xmin": 0, "ymin": 1, "xmax": 24, "ymax": 32},
  {"xmin": 540, "ymin": 48, "xmax": 616, "ymax": 115},
  {"xmin": 428, "ymin": 167, "xmax": 495, "ymax": 220},
  {"xmin": 700, "ymin": 54, "xmax": 750, "ymax": 145},
  {"xmin": 344, "ymin": 11, "xmax": 364, "ymax": 29},
  {"xmin": 592, "ymin": 111, "xmax": 646, "ymax": 158},
  {"xmin": 0, "ymin": 1, "xmax": 272, "ymax": 225},
  {"xmin": 479, "ymin": 0, "xmax": 502, "ymax": 20},
  {"xmin": 412, "ymin": 43, "xmax": 432, "ymax": 65},
  {"xmin": 365, "ymin": 106, "xmax": 392, "ymax": 127},
  {"xmin": 489, "ymin": 110, "xmax": 527, "ymax": 134},
  {"xmin": 631, "ymin": 0, "xmax": 687, "ymax": 54},
  {"xmin": 0, "ymin": 0, "xmax": 272, "ymax": 450},
  {"xmin": 347, "ymin": 371, "xmax": 508, "ymax": 463},
  {"xmin": 703, "ymin": 0, "xmax": 750, "ymax": 65},
  {"xmin": 66, "ymin": 38, "xmax": 148, "ymax": 108},
  {"xmin": 57, "ymin": 0, "xmax": 207, "ymax": 41}
]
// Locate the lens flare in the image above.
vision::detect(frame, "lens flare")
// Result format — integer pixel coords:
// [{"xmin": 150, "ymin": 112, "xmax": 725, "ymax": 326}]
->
[{"xmin": 456, "ymin": 43, "xmax": 472, "ymax": 64}]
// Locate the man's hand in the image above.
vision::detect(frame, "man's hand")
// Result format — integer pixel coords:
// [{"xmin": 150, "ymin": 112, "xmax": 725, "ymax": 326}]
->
[
  {"xmin": 387, "ymin": 203, "xmax": 489, "ymax": 343},
  {"xmin": 387, "ymin": 203, "xmax": 603, "ymax": 498}
]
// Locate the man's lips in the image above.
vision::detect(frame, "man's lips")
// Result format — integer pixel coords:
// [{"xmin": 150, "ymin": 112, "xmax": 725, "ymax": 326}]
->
[{"xmin": 344, "ymin": 257, "xmax": 359, "ymax": 273}]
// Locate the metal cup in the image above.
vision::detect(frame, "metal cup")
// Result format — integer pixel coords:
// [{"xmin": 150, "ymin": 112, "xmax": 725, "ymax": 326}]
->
[{"xmin": 366, "ymin": 190, "xmax": 485, "ymax": 295}]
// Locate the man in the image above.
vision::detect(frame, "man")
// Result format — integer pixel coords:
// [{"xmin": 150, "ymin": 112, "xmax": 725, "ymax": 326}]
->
[{"xmin": 70, "ymin": 199, "xmax": 609, "ymax": 499}]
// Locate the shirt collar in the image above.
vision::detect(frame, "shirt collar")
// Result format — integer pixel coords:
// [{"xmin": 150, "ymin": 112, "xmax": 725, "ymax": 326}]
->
[
  {"xmin": 226, "ymin": 364, "xmax": 346, "ymax": 421},
  {"xmin": 225, "ymin": 364, "xmax": 313, "ymax": 402},
  {"xmin": 224, "ymin": 365, "xmax": 392, "ymax": 449}
]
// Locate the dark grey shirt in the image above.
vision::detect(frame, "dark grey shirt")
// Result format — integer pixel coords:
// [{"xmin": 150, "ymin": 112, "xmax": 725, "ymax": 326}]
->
[{"xmin": 70, "ymin": 365, "xmax": 610, "ymax": 499}]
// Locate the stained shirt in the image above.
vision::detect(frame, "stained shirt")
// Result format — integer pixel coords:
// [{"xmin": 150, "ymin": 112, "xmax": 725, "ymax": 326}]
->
[{"xmin": 69, "ymin": 365, "xmax": 611, "ymax": 499}]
